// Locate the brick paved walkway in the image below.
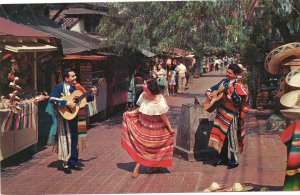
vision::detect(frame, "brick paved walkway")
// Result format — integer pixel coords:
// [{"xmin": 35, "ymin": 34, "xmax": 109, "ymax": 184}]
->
[{"xmin": 1, "ymin": 71, "xmax": 286, "ymax": 194}]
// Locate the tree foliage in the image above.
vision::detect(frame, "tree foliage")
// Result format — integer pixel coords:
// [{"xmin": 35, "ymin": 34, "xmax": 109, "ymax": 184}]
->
[{"xmin": 96, "ymin": 1, "xmax": 243, "ymax": 55}]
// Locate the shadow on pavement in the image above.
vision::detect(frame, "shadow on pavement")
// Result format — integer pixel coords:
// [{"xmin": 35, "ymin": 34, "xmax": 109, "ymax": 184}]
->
[
  {"xmin": 79, "ymin": 157, "xmax": 98, "ymax": 162},
  {"xmin": 116, "ymin": 162, "xmax": 135, "ymax": 172},
  {"xmin": 47, "ymin": 160, "xmax": 63, "ymax": 171},
  {"xmin": 244, "ymin": 183, "xmax": 282, "ymax": 191},
  {"xmin": 116, "ymin": 162, "xmax": 171, "ymax": 175}
]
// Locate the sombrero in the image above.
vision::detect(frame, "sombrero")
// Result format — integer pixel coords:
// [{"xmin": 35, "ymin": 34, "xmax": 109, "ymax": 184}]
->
[
  {"xmin": 280, "ymin": 90, "xmax": 300, "ymax": 108},
  {"xmin": 286, "ymin": 68, "xmax": 300, "ymax": 88},
  {"xmin": 280, "ymin": 109, "xmax": 300, "ymax": 120},
  {"xmin": 203, "ymin": 182, "xmax": 226, "ymax": 192},
  {"xmin": 264, "ymin": 42, "xmax": 300, "ymax": 75},
  {"xmin": 227, "ymin": 183, "xmax": 254, "ymax": 192}
]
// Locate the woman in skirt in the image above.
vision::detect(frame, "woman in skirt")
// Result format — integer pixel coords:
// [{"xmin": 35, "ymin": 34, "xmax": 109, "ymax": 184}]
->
[{"xmin": 121, "ymin": 78, "xmax": 175, "ymax": 178}]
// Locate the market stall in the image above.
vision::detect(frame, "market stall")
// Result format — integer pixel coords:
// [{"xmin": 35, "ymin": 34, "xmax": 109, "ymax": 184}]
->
[
  {"xmin": 0, "ymin": 17, "xmax": 58, "ymax": 160},
  {"xmin": 99, "ymin": 53, "xmax": 129, "ymax": 114}
]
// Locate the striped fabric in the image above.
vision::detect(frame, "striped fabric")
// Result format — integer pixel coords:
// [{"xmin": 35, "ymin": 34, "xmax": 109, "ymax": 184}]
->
[
  {"xmin": 121, "ymin": 111, "xmax": 174, "ymax": 167},
  {"xmin": 1, "ymin": 102, "xmax": 35, "ymax": 132},
  {"xmin": 208, "ymin": 82, "xmax": 249, "ymax": 153},
  {"xmin": 281, "ymin": 119, "xmax": 300, "ymax": 191},
  {"xmin": 209, "ymin": 104, "xmax": 235, "ymax": 153},
  {"xmin": 74, "ymin": 82, "xmax": 88, "ymax": 151}
]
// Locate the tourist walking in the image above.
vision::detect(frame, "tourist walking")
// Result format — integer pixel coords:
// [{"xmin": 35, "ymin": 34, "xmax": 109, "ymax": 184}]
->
[
  {"xmin": 168, "ymin": 62, "xmax": 177, "ymax": 94},
  {"xmin": 156, "ymin": 61, "xmax": 169, "ymax": 96},
  {"xmin": 175, "ymin": 59, "xmax": 187, "ymax": 94}
]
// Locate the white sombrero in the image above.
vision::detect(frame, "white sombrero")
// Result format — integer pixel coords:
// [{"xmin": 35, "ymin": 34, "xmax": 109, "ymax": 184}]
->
[
  {"xmin": 227, "ymin": 183, "xmax": 254, "ymax": 192},
  {"xmin": 280, "ymin": 90, "xmax": 300, "ymax": 108},
  {"xmin": 286, "ymin": 68, "xmax": 300, "ymax": 88},
  {"xmin": 203, "ymin": 182, "xmax": 226, "ymax": 192},
  {"xmin": 280, "ymin": 109, "xmax": 300, "ymax": 120},
  {"xmin": 280, "ymin": 90, "xmax": 300, "ymax": 119},
  {"xmin": 264, "ymin": 42, "xmax": 300, "ymax": 75}
]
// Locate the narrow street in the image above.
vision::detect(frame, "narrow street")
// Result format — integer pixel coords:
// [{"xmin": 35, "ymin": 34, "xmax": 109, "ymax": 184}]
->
[{"xmin": 1, "ymin": 71, "xmax": 286, "ymax": 194}]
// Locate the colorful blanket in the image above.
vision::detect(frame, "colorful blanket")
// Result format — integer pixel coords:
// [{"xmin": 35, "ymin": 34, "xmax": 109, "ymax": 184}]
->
[{"xmin": 280, "ymin": 119, "xmax": 300, "ymax": 191}]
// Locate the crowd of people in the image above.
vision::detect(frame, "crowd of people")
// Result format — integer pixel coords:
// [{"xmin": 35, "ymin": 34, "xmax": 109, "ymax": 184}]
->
[
  {"xmin": 127, "ymin": 57, "xmax": 194, "ymax": 110},
  {"xmin": 205, "ymin": 55, "xmax": 239, "ymax": 73},
  {"xmin": 127, "ymin": 54, "xmax": 242, "ymax": 109}
]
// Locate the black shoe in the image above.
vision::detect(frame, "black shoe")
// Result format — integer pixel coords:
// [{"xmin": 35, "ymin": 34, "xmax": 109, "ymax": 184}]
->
[
  {"xmin": 63, "ymin": 166, "xmax": 72, "ymax": 174},
  {"xmin": 213, "ymin": 158, "xmax": 228, "ymax": 166},
  {"xmin": 227, "ymin": 161, "xmax": 239, "ymax": 169},
  {"xmin": 70, "ymin": 164, "xmax": 83, "ymax": 171}
]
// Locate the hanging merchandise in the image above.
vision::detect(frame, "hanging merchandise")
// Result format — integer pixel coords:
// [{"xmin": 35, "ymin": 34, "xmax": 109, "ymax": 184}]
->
[{"xmin": 1, "ymin": 101, "xmax": 37, "ymax": 133}]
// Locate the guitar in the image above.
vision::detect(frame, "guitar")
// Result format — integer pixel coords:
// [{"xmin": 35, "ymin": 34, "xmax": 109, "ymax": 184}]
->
[
  {"xmin": 57, "ymin": 78, "xmax": 105, "ymax": 120},
  {"xmin": 203, "ymin": 79, "xmax": 239, "ymax": 113}
]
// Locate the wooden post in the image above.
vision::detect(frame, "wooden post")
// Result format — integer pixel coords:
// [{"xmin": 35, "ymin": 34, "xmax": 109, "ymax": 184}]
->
[
  {"xmin": 34, "ymin": 52, "xmax": 37, "ymax": 90},
  {"xmin": 174, "ymin": 104, "xmax": 215, "ymax": 161}
]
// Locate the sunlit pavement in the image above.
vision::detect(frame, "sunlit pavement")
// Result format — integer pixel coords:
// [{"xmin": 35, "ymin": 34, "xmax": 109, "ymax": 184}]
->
[{"xmin": 1, "ymin": 71, "xmax": 285, "ymax": 194}]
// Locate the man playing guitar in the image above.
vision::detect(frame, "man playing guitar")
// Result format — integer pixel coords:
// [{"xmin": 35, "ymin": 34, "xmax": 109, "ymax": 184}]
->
[
  {"xmin": 205, "ymin": 63, "xmax": 249, "ymax": 169},
  {"xmin": 49, "ymin": 68, "xmax": 97, "ymax": 174}
]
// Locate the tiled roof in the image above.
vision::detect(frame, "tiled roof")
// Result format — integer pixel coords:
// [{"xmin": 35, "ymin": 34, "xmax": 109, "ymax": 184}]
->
[
  {"xmin": 50, "ymin": 7, "xmax": 106, "ymax": 30},
  {"xmin": 0, "ymin": 17, "xmax": 52, "ymax": 38}
]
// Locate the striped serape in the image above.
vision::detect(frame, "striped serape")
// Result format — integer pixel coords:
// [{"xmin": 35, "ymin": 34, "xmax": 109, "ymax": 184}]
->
[{"xmin": 281, "ymin": 119, "xmax": 300, "ymax": 191}]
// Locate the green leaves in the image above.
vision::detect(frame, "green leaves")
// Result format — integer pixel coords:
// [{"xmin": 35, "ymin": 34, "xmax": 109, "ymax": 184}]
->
[{"xmin": 96, "ymin": 0, "xmax": 299, "ymax": 57}]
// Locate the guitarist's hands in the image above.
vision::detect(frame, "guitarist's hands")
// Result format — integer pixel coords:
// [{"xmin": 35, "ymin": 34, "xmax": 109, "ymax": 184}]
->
[
  {"xmin": 67, "ymin": 100, "xmax": 76, "ymax": 108},
  {"xmin": 206, "ymin": 91, "xmax": 213, "ymax": 99}
]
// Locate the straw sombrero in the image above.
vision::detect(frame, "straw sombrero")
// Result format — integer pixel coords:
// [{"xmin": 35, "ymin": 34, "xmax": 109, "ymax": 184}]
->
[
  {"xmin": 280, "ymin": 90, "xmax": 300, "ymax": 108},
  {"xmin": 264, "ymin": 42, "xmax": 300, "ymax": 75},
  {"xmin": 286, "ymin": 68, "xmax": 300, "ymax": 88},
  {"xmin": 227, "ymin": 183, "xmax": 254, "ymax": 192},
  {"xmin": 203, "ymin": 182, "xmax": 226, "ymax": 192},
  {"xmin": 280, "ymin": 109, "xmax": 300, "ymax": 120}
]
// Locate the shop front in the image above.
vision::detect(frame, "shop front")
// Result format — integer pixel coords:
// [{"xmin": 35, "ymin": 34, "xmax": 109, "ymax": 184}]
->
[
  {"xmin": 54, "ymin": 54, "xmax": 108, "ymax": 121},
  {"xmin": 97, "ymin": 52, "xmax": 129, "ymax": 115}
]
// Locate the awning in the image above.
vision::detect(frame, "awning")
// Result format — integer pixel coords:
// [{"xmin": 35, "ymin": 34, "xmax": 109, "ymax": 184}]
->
[
  {"xmin": 29, "ymin": 25, "xmax": 101, "ymax": 54},
  {"xmin": 3, "ymin": 43, "xmax": 57, "ymax": 53},
  {"xmin": 59, "ymin": 55, "xmax": 107, "ymax": 61}
]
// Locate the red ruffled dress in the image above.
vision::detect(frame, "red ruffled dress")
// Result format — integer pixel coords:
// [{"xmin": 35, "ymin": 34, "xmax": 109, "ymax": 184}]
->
[{"xmin": 121, "ymin": 92, "xmax": 174, "ymax": 167}]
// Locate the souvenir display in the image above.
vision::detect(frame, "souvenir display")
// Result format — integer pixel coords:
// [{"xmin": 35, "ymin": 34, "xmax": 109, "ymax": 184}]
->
[
  {"xmin": 285, "ymin": 68, "xmax": 300, "ymax": 88},
  {"xmin": 0, "ymin": 54, "xmax": 49, "ymax": 132},
  {"xmin": 264, "ymin": 42, "xmax": 300, "ymax": 75}
]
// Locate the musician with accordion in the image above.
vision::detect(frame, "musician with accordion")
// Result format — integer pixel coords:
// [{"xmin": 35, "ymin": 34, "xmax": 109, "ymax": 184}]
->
[{"xmin": 205, "ymin": 63, "xmax": 249, "ymax": 169}]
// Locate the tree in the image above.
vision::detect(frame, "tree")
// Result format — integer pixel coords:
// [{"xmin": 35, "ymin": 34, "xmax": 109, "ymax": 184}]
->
[{"xmin": 96, "ymin": 1, "xmax": 242, "ymax": 56}]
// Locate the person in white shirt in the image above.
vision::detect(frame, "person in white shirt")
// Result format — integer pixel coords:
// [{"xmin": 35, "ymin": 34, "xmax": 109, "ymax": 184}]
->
[{"xmin": 175, "ymin": 59, "xmax": 187, "ymax": 94}]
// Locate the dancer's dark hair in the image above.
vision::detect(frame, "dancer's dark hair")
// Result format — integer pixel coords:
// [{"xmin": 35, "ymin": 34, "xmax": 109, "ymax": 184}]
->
[{"xmin": 146, "ymin": 79, "xmax": 161, "ymax": 95}]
